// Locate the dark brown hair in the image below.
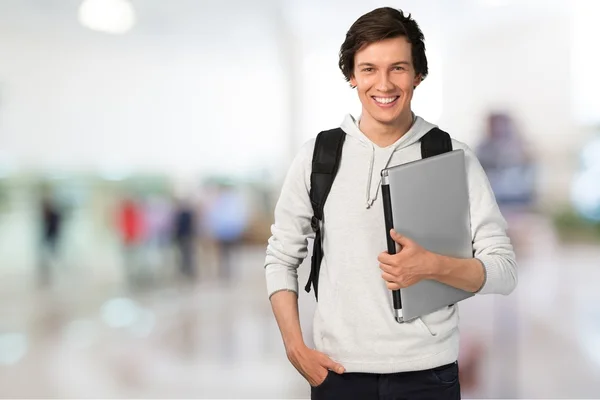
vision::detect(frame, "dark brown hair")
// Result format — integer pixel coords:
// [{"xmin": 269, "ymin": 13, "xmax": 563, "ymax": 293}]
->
[{"xmin": 339, "ymin": 7, "xmax": 428, "ymax": 83}]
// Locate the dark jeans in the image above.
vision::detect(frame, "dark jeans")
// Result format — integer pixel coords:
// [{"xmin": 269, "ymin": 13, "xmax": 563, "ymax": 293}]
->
[{"xmin": 311, "ymin": 361, "xmax": 460, "ymax": 400}]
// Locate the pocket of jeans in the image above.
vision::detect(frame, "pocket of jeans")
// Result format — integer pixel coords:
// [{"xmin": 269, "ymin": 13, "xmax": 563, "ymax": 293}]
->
[
  {"xmin": 431, "ymin": 362, "xmax": 459, "ymax": 385},
  {"xmin": 311, "ymin": 370, "xmax": 331, "ymax": 388}
]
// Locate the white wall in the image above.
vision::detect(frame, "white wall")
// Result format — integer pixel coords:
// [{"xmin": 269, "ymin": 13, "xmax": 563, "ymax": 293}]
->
[
  {"xmin": 571, "ymin": 0, "xmax": 600, "ymax": 127},
  {"xmin": 0, "ymin": 0, "xmax": 595, "ymax": 205},
  {"xmin": 0, "ymin": 5, "xmax": 289, "ymax": 178}
]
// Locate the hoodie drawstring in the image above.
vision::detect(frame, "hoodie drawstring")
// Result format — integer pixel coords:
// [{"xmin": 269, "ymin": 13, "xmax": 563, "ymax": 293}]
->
[
  {"xmin": 365, "ymin": 145, "xmax": 375, "ymax": 208},
  {"xmin": 348, "ymin": 113, "xmax": 421, "ymax": 209},
  {"xmin": 366, "ymin": 146, "xmax": 397, "ymax": 209}
]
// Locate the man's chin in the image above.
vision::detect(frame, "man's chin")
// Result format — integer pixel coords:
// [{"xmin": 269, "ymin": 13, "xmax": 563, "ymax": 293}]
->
[{"xmin": 373, "ymin": 113, "xmax": 401, "ymax": 125}]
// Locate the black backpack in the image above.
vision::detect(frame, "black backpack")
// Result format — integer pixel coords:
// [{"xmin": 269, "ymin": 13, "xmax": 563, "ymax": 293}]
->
[{"xmin": 304, "ymin": 127, "xmax": 453, "ymax": 301}]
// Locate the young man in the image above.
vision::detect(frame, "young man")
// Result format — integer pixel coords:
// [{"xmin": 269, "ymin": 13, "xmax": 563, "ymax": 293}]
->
[{"xmin": 264, "ymin": 7, "xmax": 517, "ymax": 399}]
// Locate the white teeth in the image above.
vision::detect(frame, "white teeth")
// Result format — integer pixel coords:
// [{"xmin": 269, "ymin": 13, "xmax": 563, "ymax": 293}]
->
[{"xmin": 374, "ymin": 97, "xmax": 398, "ymax": 104}]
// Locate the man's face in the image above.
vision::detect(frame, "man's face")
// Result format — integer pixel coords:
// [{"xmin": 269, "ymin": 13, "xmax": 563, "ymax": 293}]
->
[{"xmin": 350, "ymin": 37, "xmax": 421, "ymax": 126}]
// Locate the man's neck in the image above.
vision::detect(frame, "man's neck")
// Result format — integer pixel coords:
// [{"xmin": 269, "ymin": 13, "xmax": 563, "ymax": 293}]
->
[{"xmin": 359, "ymin": 111, "xmax": 415, "ymax": 148}]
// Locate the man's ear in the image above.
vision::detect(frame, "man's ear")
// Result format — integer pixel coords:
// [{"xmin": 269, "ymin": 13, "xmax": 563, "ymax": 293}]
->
[
  {"xmin": 349, "ymin": 75, "xmax": 357, "ymax": 89},
  {"xmin": 413, "ymin": 74, "xmax": 423, "ymax": 90}
]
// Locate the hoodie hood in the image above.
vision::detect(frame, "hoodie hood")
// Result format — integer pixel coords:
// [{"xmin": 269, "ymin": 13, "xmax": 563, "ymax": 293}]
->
[{"xmin": 340, "ymin": 114, "xmax": 438, "ymax": 209}]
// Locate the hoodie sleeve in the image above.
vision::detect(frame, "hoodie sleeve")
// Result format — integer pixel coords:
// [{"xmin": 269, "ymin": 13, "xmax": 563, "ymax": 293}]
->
[
  {"xmin": 462, "ymin": 143, "xmax": 518, "ymax": 296},
  {"xmin": 264, "ymin": 139, "xmax": 316, "ymax": 298}
]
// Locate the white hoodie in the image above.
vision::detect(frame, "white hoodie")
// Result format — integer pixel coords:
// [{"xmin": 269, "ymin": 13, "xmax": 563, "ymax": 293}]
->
[{"xmin": 264, "ymin": 114, "xmax": 518, "ymax": 374}]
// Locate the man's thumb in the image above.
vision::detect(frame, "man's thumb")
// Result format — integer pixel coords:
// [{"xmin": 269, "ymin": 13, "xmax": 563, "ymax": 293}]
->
[
  {"xmin": 323, "ymin": 357, "xmax": 345, "ymax": 374},
  {"xmin": 390, "ymin": 229, "xmax": 410, "ymax": 246}
]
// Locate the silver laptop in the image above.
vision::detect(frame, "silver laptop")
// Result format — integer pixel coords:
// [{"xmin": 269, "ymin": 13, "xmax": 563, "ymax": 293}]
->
[{"xmin": 381, "ymin": 149, "xmax": 474, "ymax": 323}]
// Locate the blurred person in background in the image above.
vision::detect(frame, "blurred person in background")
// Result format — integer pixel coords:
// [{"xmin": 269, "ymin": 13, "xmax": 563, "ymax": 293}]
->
[
  {"xmin": 38, "ymin": 186, "xmax": 64, "ymax": 287},
  {"xmin": 172, "ymin": 197, "xmax": 198, "ymax": 281},
  {"xmin": 456, "ymin": 332, "xmax": 485, "ymax": 396},
  {"xmin": 143, "ymin": 194, "xmax": 173, "ymax": 278},
  {"xmin": 265, "ymin": 7, "xmax": 518, "ymax": 400},
  {"xmin": 116, "ymin": 195, "xmax": 146, "ymax": 288},
  {"xmin": 204, "ymin": 181, "xmax": 249, "ymax": 282},
  {"xmin": 476, "ymin": 112, "xmax": 536, "ymax": 254},
  {"xmin": 476, "ymin": 112, "xmax": 536, "ymax": 211}
]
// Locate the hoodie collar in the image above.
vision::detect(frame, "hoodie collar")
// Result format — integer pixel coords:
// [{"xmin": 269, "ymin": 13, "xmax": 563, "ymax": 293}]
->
[
  {"xmin": 340, "ymin": 113, "xmax": 438, "ymax": 209},
  {"xmin": 343, "ymin": 113, "xmax": 433, "ymax": 150}
]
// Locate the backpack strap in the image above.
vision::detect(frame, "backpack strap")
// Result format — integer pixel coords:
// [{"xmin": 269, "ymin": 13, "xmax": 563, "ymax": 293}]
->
[
  {"xmin": 304, "ymin": 128, "xmax": 346, "ymax": 301},
  {"xmin": 420, "ymin": 127, "xmax": 453, "ymax": 157}
]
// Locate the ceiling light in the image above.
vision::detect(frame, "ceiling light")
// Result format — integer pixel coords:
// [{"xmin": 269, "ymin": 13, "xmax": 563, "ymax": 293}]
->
[{"xmin": 78, "ymin": 0, "xmax": 136, "ymax": 35}]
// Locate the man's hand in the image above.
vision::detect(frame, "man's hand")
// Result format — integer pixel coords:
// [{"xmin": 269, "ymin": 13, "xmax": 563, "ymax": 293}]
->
[
  {"xmin": 286, "ymin": 344, "xmax": 345, "ymax": 387},
  {"xmin": 377, "ymin": 229, "xmax": 437, "ymax": 290},
  {"xmin": 269, "ymin": 291, "xmax": 344, "ymax": 387}
]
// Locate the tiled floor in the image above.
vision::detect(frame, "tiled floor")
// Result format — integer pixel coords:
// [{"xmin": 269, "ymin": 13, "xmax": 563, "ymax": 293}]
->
[{"xmin": 0, "ymin": 212, "xmax": 599, "ymax": 398}]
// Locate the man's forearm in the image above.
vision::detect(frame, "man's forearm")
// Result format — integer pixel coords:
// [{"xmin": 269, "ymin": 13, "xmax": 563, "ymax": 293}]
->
[
  {"xmin": 270, "ymin": 290, "xmax": 305, "ymax": 353},
  {"xmin": 429, "ymin": 254, "xmax": 485, "ymax": 293}
]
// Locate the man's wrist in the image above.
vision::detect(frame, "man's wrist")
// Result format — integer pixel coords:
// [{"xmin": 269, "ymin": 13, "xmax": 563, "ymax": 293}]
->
[
  {"xmin": 426, "ymin": 254, "xmax": 487, "ymax": 293},
  {"xmin": 285, "ymin": 340, "xmax": 307, "ymax": 356},
  {"xmin": 426, "ymin": 252, "xmax": 446, "ymax": 280}
]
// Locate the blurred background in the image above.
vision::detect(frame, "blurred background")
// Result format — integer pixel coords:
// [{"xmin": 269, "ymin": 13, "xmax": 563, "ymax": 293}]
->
[{"xmin": 1, "ymin": 0, "xmax": 600, "ymax": 398}]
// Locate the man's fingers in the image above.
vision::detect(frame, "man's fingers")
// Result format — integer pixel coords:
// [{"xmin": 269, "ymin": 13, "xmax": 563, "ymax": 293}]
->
[
  {"xmin": 309, "ymin": 367, "xmax": 330, "ymax": 387},
  {"xmin": 378, "ymin": 251, "xmax": 406, "ymax": 266},
  {"xmin": 381, "ymin": 271, "xmax": 396, "ymax": 282},
  {"xmin": 382, "ymin": 271, "xmax": 403, "ymax": 289},
  {"xmin": 390, "ymin": 229, "xmax": 412, "ymax": 246},
  {"xmin": 379, "ymin": 262, "xmax": 395, "ymax": 274},
  {"xmin": 377, "ymin": 252, "xmax": 394, "ymax": 264},
  {"xmin": 321, "ymin": 356, "xmax": 345, "ymax": 374}
]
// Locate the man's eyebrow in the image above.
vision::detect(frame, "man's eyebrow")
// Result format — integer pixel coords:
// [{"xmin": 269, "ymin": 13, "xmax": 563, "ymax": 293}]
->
[{"xmin": 356, "ymin": 61, "xmax": 411, "ymax": 67}]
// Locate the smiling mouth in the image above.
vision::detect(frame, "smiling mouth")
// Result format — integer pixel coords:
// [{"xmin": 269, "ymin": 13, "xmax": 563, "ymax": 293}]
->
[{"xmin": 372, "ymin": 96, "xmax": 399, "ymax": 106}]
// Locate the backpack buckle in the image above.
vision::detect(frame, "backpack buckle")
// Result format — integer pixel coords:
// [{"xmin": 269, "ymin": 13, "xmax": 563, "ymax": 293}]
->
[{"xmin": 311, "ymin": 216, "xmax": 320, "ymax": 232}]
